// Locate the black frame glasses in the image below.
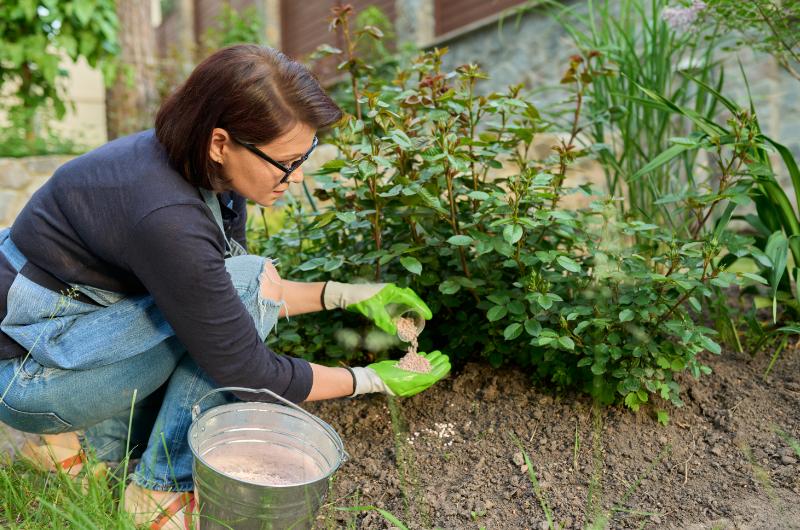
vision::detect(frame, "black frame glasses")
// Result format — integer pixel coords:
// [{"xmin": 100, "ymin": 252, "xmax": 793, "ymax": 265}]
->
[{"xmin": 234, "ymin": 135, "xmax": 319, "ymax": 184}]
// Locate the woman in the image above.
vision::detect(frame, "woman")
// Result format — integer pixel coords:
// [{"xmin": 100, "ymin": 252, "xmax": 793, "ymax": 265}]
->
[{"xmin": 0, "ymin": 45, "xmax": 449, "ymax": 527}]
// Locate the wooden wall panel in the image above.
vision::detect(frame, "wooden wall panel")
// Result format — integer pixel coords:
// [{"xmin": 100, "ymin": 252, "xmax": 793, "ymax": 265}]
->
[
  {"xmin": 195, "ymin": 0, "xmax": 258, "ymax": 42},
  {"xmin": 434, "ymin": 0, "xmax": 528, "ymax": 36},
  {"xmin": 280, "ymin": 0, "xmax": 396, "ymax": 82}
]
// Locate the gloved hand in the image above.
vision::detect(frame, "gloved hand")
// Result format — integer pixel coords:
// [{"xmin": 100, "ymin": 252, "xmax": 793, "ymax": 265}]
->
[
  {"xmin": 322, "ymin": 281, "xmax": 432, "ymax": 335},
  {"xmin": 349, "ymin": 351, "xmax": 451, "ymax": 397}
]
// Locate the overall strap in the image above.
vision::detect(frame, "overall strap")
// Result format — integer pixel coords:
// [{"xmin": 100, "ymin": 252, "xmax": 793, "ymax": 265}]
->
[{"xmin": 198, "ymin": 188, "xmax": 247, "ymax": 257}]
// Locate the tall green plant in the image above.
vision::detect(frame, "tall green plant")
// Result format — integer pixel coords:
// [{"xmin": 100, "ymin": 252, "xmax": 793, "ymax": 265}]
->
[
  {"xmin": 556, "ymin": 0, "xmax": 722, "ymax": 228},
  {"xmin": 631, "ymin": 72, "xmax": 800, "ymax": 325}
]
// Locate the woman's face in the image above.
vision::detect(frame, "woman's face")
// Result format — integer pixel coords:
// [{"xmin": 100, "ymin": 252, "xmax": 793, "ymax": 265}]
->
[{"xmin": 209, "ymin": 122, "xmax": 317, "ymax": 206}]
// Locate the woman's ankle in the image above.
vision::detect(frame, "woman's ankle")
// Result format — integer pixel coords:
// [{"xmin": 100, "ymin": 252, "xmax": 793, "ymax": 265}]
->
[{"xmin": 41, "ymin": 432, "xmax": 81, "ymax": 450}]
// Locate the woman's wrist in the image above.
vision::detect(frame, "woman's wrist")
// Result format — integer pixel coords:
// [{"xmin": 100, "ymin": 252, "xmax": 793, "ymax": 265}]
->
[{"xmin": 306, "ymin": 364, "xmax": 358, "ymax": 401}]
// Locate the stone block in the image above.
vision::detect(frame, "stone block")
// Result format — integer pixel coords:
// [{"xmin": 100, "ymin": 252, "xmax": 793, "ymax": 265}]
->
[
  {"xmin": 26, "ymin": 155, "xmax": 72, "ymax": 176},
  {"xmin": 24, "ymin": 176, "xmax": 50, "ymax": 196},
  {"xmin": 0, "ymin": 158, "xmax": 31, "ymax": 190},
  {"xmin": 0, "ymin": 190, "xmax": 24, "ymax": 227}
]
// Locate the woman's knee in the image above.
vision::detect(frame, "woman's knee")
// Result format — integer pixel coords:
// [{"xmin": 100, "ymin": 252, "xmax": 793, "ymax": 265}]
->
[
  {"xmin": 224, "ymin": 255, "xmax": 282, "ymax": 301},
  {"xmin": 259, "ymin": 260, "xmax": 283, "ymax": 302}
]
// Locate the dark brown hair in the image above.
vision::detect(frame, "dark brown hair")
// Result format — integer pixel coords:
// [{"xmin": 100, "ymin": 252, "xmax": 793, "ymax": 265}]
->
[{"xmin": 155, "ymin": 45, "xmax": 342, "ymax": 189}]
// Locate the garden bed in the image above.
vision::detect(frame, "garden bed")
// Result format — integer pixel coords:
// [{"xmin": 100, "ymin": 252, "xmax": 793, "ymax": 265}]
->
[{"xmin": 311, "ymin": 347, "xmax": 800, "ymax": 529}]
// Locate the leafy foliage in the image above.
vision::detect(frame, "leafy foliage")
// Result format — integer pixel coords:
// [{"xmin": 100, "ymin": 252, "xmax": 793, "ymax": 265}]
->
[
  {"xmin": 0, "ymin": 0, "xmax": 119, "ymax": 150},
  {"xmin": 249, "ymin": 14, "xmax": 764, "ymax": 409},
  {"xmin": 199, "ymin": 2, "xmax": 263, "ymax": 57},
  {"xmin": 704, "ymin": 0, "xmax": 800, "ymax": 82}
]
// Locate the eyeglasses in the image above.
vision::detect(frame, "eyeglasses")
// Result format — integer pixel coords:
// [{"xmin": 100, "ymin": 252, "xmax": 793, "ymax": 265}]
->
[{"xmin": 233, "ymin": 135, "xmax": 318, "ymax": 184}]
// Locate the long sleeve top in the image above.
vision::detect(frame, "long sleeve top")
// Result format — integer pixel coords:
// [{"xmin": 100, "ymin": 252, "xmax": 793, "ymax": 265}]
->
[{"xmin": 0, "ymin": 130, "xmax": 312, "ymax": 402}]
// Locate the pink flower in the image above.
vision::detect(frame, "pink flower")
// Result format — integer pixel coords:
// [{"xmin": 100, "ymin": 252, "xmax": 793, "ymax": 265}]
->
[{"xmin": 662, "ymin": 0, "xmax": 707, "ymax": 30}]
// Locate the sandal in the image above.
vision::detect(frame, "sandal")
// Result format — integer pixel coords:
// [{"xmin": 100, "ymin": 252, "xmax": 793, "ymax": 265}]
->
[
  {"xmin": 124, "ymin": 482, "xmax": 195, "ymax": 530},
  {"xmin": 19, "ymin": 433, "xmax": 109, "ymax": 493},
  {"xmin": 19, "ymin": 434, "xmax": 87, "ymax": 477}
]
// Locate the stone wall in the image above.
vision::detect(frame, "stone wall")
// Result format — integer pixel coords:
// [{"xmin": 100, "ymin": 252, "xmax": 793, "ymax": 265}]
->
[
  {"xmin": 0, "ymin": 156, "xmax": 73, "ymax": 227},
  {"xmin": 435, "ymin": 5, "xmax": 800, "ymax": 158}
]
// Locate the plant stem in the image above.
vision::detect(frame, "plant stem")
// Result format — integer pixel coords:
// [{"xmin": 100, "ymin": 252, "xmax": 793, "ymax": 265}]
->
[
  {"xmin": 467, "ymin": 77, "xmax": 479, "ymax": 212},
  {"xmin": 445, "ymin": 166, "xmax": 470, "ymax": 279},
  {"xmin": 338, "ymin": 13, "xmax": 362, "ymax": 121}
]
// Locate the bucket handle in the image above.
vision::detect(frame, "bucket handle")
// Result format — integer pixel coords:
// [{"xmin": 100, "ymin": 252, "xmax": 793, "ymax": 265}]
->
[{"xmin": 191, "ymin": 386, "xmax": 349, "ymax": 462}]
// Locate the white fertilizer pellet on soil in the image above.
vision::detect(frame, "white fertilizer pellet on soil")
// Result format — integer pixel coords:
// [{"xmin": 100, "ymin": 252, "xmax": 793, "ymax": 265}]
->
[{"xmin": 395, "ymin": 317, "xmax": 432, "ymax": 373}]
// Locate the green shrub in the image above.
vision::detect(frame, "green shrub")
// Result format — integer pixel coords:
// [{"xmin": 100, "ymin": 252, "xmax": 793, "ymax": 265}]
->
[{"xmin": 250, "ymin": 18, "xmax": 759, "ymax": 409}]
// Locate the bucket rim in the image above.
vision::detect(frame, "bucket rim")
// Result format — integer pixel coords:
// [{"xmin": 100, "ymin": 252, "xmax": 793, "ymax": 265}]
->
[
  {"xmin": 188, "ymin": 401, "xmax": 347, "ymax": 488},
  {"xmin": 190, "ymin": 387, "xmax": 349, "ymax": 461}
]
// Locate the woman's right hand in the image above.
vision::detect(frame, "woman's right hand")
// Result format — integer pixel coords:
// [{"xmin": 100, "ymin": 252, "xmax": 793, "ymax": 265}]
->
[{"xmin": 322, "ymin": 281, "xmax": 432, "ymax": 334}]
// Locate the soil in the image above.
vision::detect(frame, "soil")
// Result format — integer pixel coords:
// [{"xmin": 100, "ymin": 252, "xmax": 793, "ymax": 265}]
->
[
  {"xmin": 309, "ymin": 346, "xmax": 800, "ymax": 529},
  {"xmin": 1, "ymin": 347, "xmax": 798, "ymax": 529}
]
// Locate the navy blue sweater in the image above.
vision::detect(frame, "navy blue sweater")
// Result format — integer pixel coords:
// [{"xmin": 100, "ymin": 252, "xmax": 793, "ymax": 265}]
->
[{"xmin": 0, "ymin": 130, "xmax": 312, "ymax": 403}]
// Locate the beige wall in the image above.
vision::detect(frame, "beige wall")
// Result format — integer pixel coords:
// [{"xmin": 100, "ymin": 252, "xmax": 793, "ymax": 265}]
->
[{"xmin": 49, "ymin": 56, "xmax": 107, "ymax": 149}]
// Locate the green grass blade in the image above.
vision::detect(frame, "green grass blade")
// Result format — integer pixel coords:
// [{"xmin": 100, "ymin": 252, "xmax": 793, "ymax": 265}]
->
[
  {"xmin": 761, "ymin": 136, "xmax": 800, "ymax": 212},
  {"xmin": 629, "ymin": 143, "xmax": 695, "ymax": 182},
  {"xmin": 633, "ymin": 82, "xmax": 727, "ymax": 137},
  {"xmin": 681, "ymin": 72, "xmax": 739, "ymax": 115},
  {"xmin": 763, "ymin": 336, "xmax": 788, "ymax": 379}
]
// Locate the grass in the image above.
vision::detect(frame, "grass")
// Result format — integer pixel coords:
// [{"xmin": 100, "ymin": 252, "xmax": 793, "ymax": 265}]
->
[{"xmin": 0, "ymin": 452, "xmax": 139, "ymax": 529}]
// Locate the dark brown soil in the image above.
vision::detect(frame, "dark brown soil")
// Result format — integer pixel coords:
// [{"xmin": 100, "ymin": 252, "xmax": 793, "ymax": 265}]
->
[
  {"xmin": 2, "ymin": 346, "xmax": 797, "ymax": 529},
  {"xmin": 310, "ymin": 346, "xmax": 800, "ymax": 530}
]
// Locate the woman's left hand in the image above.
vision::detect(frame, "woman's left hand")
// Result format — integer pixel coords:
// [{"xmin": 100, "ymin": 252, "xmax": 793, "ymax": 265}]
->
[{"xmin": 322, "ymin": 281, "xmax": 432, "ymax": 334}]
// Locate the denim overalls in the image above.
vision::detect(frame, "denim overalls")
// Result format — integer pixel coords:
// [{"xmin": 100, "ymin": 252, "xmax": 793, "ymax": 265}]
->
[{"xmin": 0, "ymin": 190, "xmax": 283, "ymax": 491}]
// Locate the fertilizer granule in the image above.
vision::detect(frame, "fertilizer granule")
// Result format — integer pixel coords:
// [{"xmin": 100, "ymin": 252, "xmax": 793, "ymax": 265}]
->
[{"xmin": 395, "ymin": 316, "xmax": 432, "ymax": 373}]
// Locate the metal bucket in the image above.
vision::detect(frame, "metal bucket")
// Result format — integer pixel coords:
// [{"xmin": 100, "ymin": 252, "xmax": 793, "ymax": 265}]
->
[{"xmin": 187, "ymin": 386, "xmax": 348, "ymax": 530}]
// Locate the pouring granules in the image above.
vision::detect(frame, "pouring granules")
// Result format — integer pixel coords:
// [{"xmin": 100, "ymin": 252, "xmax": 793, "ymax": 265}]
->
[{"xmin": 395, "ymin": 316, "xmax": 432, "ymax": 373}]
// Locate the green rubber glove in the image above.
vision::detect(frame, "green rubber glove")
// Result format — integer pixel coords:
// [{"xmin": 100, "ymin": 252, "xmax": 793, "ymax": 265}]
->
[
  {"xmin": 322, "ymin": 281, "xmax": 432, "ymax": 335},
  {"xmin": 350, "ymin": 351, "xmax": 451, "ymax": 397}
]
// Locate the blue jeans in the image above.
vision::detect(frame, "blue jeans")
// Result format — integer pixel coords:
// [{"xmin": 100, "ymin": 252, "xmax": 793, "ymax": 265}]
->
[{"xmin": 0, "ymin": 230, "xmax": 283, "ymax": 491}]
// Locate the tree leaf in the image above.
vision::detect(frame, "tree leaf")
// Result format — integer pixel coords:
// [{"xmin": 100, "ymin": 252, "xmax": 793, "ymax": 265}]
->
[
  {"xmin": 389, "ymin": 130, "xmax": 413, "ymax": 150},
  {"xmin": 503, "ymin": 224, "xmax": 523, "ymax": 245},
  {"xmin": 698, "ymin": 335, "xmax": 722, "ymax": 355},
  {"xmin": 558, "ymin": 336, "xmax": 575, "ymax": 350},
  {"xmin": 503, "ymin": 323, "xmax": 523, "ymax": 340},
  {"xmin": 447, "ymin": 235, "xmax": 473, "ymax": 246},
  {"xmin": 556, "ymin": 255, "xmax": 581, "ymax": 273},
  {"xmin": 741, "ymin": 272, "xmax": 768, "ymax": 285},
  {"xmin": 323, "ymin": 256, "xmax": 344, "ymax": 272},
  {"xmin": 399, "ymin": 256, "xmax": 422, "ymax": 275},
  {"xmin": 629, "ymin": 143, "xmax": 694, "ymax": 182},
  {"xmin": 439, "ymin": 280, "xmax": 461, "ymax": 295},
  {"xmin": 524, "ymin": 319, "xmax": 542, "ymax": 337},
  {"xmin": 487, "ymin": 305, "xmax": 508, "ymax": 322},
  {"xmin": 619, "ymin": 309, "xmax": 634, "ymax": 323}
]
